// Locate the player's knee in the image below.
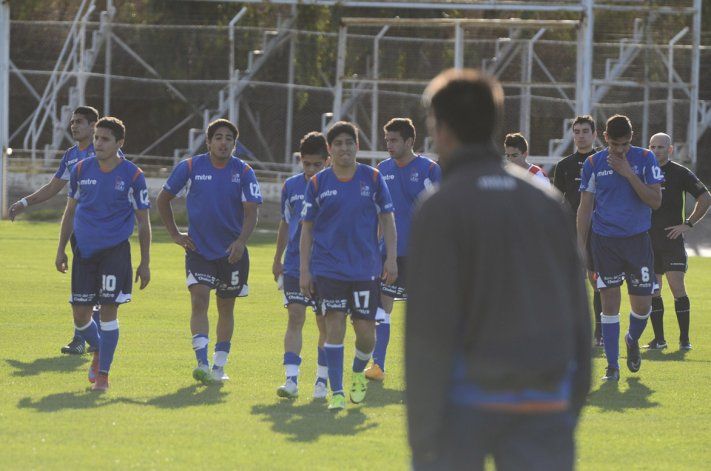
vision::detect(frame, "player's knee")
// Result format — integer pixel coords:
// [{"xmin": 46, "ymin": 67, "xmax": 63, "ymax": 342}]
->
[{"xmin": 286, "ymin": 308, "xmax": 306, "ymax": 329}]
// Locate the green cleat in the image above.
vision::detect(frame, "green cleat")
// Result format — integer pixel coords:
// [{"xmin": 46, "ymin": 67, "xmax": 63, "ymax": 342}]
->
[
  {"xmin": 328, "ymin": 393, "xmax": 346, "ymax": 411},
  {"xmin": 350, "ymin": 372, "xmax": 368, "ymax": 404},
  {"xmin": 192, "ymin": 364, "xmax": 213, "ymax": 385}
]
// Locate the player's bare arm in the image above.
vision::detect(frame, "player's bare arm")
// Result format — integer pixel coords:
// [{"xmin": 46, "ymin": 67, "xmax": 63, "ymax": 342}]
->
[
  {"xmin": 134, "ymin": 208, "xmax": 152, "ymax": 289},
  {"xmin": 55, "ymin": 198, "xmax": 77, "ymax": 273},
  {"xmin": 273, "ymin": 219, "xmax": 288, "ymax": 281},
  {"xmin": 228, "ymin": 201, "xmax": 258, "ymax": 264},
  {"xmin": 666, "ymin": 191, "xmax": 711, "ymax": 239},
  {"xmin": 576, "ymin": 191, "xmax": 594, "ymax": 259},
  {"xmin": 379, "ymin": 212, "xmax": 398, "ymax": 285},
  {"xmin": 607, "ymin": 154, "xmax": 662, "ymax": 209},
  {"xmin": 156, "ymin": 188, "xmax": 196, "ymax": 251},
  {"xmin": 10, "ymin": 177, "xmax": 68, "ymax": 221},
  {"xmin": 299, "ymin": 220, "xmax": 315, "ymax": 297}
]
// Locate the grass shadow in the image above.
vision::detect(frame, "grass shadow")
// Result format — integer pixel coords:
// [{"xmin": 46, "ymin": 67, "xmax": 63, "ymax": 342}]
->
[
  {"xmin": 587, "ymin": 377, "xmax": 658, "ymax": 412},
  {"xmin": 123, "ymin": 384, "xmax": 230, "ymax": 409},
  {"xmin": 17, "ymin": 390, "xmax": 112, "ymax": 412},
  {"xmin": 251, "ymin": 399, "xmax": 378, "ymax": 442},
  {"xmin": 6, "ymin": 356, "xmax": 88, "ymax": 377},
  {"xmin": 642, "ymin": 349, "xmax": 709, "ymax": 363},
  {"xmin": 365, "ymin": 382, "xmax": 405, "ymax": 407}
]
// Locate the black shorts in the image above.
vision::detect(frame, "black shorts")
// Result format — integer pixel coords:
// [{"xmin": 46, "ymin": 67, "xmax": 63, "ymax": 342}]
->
[
  {"xmin": 185, "ymin": 249, "xmax": 249, "ymax": 299},
  {"xmin": 651, "ymin": 233, "xmax": 687, "ymax": 274},
  {"xmin": 282, "ymin": 274, "xmax": 321, "ymax": 314},
  {"xmin": 590, "ymin": 231, "xmax": 654, "ymax": 296},
  {"xmin": 315, "ymin": 276, "xmax": 380, "ymax": 320},
  {"xmin": 71, "ymin": 240, "xmax": 132, "ymax": 305},
  {"xmin": 380, "ymin": 256, "xmax": 407, "ymax": 299}
]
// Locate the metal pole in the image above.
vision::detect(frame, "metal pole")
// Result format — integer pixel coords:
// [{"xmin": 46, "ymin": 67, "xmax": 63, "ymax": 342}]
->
[
  {"xmin": 0, "ymin": 0, "xmax": 10, "ymax": 218},
  {"xmin": 519, "ymin": 40, "xmax": 530, "ymax": 137},
  {"xmin": 228, "ymin": 7, "xmax": 248, "ymax": 124},
  {"xmin": 284, "ymin": 30, "xmax": 296, "ymax": 162},
  {"xmin": 454, "ymin": 20, "xmax": 464, "ymax": 69},
  {"xmin": 332, "ymin": 24, "xmax": 348, "ymax": 123},
  {"xmin": 580, "ymin": 0, "xmax": 594, "ymax": 114},
  {"xmin": 78, "ymin": 8, "xmax": 87, "ymax": 106},
  {"xmin": 371, "ymin": 25, "xmax": 389, "ymax": 151},
  {"xmin": 642, "ymin": 21, "xmax": 650, "ymax": 148},
  {"xmin": 103, "ymin": 1, "xmax": 114, "ymax": 115},
  {"xmin": 688, "ymin": 0, "xmax": 700, "ymax": 168},
  {"xmin": 666, "ymin": 27, "xmax": 688, "ymax": 137}
]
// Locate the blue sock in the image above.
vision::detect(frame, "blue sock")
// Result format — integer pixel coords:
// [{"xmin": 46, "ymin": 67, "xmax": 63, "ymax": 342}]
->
[
  {"xmin": 192, "ymin": 334, "xmax": 209, "ymax": 366},
  {"xmin": 284, "ymin": 351, "xmax": 302, "ymax": 384},
  {"xmin": 76, "ymin": 319, "xmax": 100, "ymax": 350},
  {"xmin": 316, "ymin": 347, "xmax": 328, "ymax": 385},
  {"xmin": 628, "ymin": 310, "xmax": 650, "ymax": 341},
  {"xmin": 92, "ymin": 306, "xmax": 102, "ymax": 335},
  {"xmin": 213, "ymin": 341, "xmax": 231, "ymax": 370},
  {"xmin": 353, "ymin": 348, "xmax": 372, "ymax": 373},
  {"xmin": 98, "ymin": 320, "xmax": 119, "ymax": 373},
  {"xmin": 324, "ymin": 344, "xmax": 344, "ymax": 395},
  {"xmin": 373, "ymin": 314, "xmax": 391, "ymax": 370},
  {"xmin": 601, "ymin": 314, "xmax": 620, "ymax": 369}
]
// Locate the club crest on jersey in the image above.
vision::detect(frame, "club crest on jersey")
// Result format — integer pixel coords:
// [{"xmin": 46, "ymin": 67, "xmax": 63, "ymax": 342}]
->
[
  {"xmin": 231, "ymin": 172, "xmax": 240, "ymax": 183},
  {"xmin": 410, "ymin": 171, "xmax": 420, "ymax": 183},
  {"xmin": 114, "ymin": 177, "xmax": 125, "ymax": 192},
  {"xmin": 360, "ymin": 181, "xmax": 371, "ymax": 197}
]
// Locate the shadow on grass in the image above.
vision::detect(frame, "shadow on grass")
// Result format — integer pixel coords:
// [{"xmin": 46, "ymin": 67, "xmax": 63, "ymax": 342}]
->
[
  {"xmin": 17, "ymin": 384, "xmax": 229, "ymax": 413},
  {"xmin": 587, "ymin": 377, "xmax": 658, "ymax": 412},
  {"xmin": 642, "ymin": 348, "xmax": 709, "ymax": 363},
  {"xmin": 6, "ymin": 356, "xmax": 88, "ymax": 377}
]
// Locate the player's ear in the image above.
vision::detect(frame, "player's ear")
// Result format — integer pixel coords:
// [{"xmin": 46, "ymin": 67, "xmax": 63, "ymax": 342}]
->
[{"xmin": 117, "ymin": 138, "xmax": 125, "ymax": 149}]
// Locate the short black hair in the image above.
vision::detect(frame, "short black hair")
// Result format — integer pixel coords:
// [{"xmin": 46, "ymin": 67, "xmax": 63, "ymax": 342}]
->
[
  {"xmin": 96, "ymin": 117, "xmax": 125, "ymax": 141},
  {"xmin": 207, "ymin": 119, "xmax": 239, "ymax": 141},
  {"xmin": 326, "ymin": 121, "xmax": 358, "ymax": 146},
  {"xmin": 572, "ymin": 115, "xmax": 596, "ymax": 133},
  {"xmin": 504, "ymin": 133, "xmax": 528, "ymax": 154},
  {"xmin": 384, "ymin": 118, "xmax": 416, "ymax": 142},
  {"xmin": 299, "ymin": 132, "xmax": 329, "ymax": 159},
  {"xmin": 423, "ymin": 68, "xmax": 503, "ymax": 145},
  {"xmin": 605, "ymin": 114, "xmax": 633, "ymax": 139},
  {"xmin": 73, "ymin": 106, "xmax": 99, "ymax": 124}
]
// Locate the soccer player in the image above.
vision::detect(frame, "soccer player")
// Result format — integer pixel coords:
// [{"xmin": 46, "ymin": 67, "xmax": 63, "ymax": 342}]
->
[
  {"xmin": 364, "ymin": 118, "xmax": 441, "ymax": 381},
  {"xmin": 55, "ymin": 117, "xmax": 151, "ymax": 391},
  {"xmin": 273, "ymin": 132, "xmax": 330, "ymax": 399},
  {"xmin": 10, "ymin": 106, "xmax": 105, "ymax": 355},
  {"xmin": 645, "ymin": 132, "xmax": 711, "ymax": 350},
  {"xmin": 407, "ymin": 68, "xmax": 590, "ymax": 470},
  {"xmin": 553, "ymin": 115, "xmax": 603, "ymax": 346},
  {"xmin": 503, "ymin": 132, "xmax": 550, "ymax": 186},
  {"xmin": 299, "ymin": 121, "xmax": 397, "ymax": 411},
  {"xmin": 157, "ymin": 119, "xmax": 262, "ymax": 384},
  {"xmin": 578, "ymin": 115, "xmax": 663, "ymax": 381}
]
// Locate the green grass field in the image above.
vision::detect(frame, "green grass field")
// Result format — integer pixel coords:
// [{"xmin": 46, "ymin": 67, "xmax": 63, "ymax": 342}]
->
[{"xmin": 1, "ymin": 221, "xmax": 710, "ymax": 470}]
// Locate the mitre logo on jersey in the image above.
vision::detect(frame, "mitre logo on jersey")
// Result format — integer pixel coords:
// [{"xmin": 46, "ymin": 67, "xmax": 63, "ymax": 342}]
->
[
  {"xmin": 194, "ymin": 174, "xmax": 212, "ymax": 181},
  {"xmin": 290, "ymin": 194, "xmax": 304, "ymax": 203},
  {"xmin": 597, "ymin": 169, "xmax": 614, "ymax": 177},
  {"xmin": 360, "ymin": 181, "xmax": 371, "ymax": 197},
  {"xmin": 114, "ymin": 177, "xmax": 125, "ymax": 192},
  {"xmin": 67, "ymin": 158, "xmax": 79, "ymax": 166},
  {"xmin": 80, "ymin": 178, "xmax": 98, "ymax": 186},
  {"xmin": 231, "ymin": 172, "xmax": 240, "ymax": 183},
  {"xmin": 383, "ymin": 174, "xmax": 395, "ymax": 181},
  {"xmin": 410, "ymin": 171, "xmax": 420, "ymax": 183},
  {"xmin": 319, "ymin": 189, "xmax": 338, "ymax": 199}
]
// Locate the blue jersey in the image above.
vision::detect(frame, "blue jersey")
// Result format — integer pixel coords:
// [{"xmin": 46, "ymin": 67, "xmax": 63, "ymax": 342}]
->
[
  {"xmin": 377, "ymin": 155, "xmax": 441, "ymax": 256},
  {"xmin": 302, "ymin": 164, "xmax": 394, "ymax": 281},
  {"xmin": 580, "ymin": 146, "xmax": 664, "ymax": 237},
  {"xmin": 55, "ymin": 144, "xmax": 95, "ymax": 181},
  {"xmin": 69, "ymin": 157, "xmax": 149, "ymax": 258},
  {"xmin": 163, "ymin": 153, "xmax": 263, "ymax": 261},
  {"xmin": 281, "ymin": 173, "xmax": 309, "ymax": 278}
]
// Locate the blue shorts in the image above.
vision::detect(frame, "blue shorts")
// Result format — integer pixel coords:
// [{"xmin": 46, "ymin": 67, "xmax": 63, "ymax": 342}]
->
[
  {"xmin": 380, "ymin": 256, "xmax": 407, "ymax": 299},
  {"xmin": 185, "ymin": 249, "xmax": 249, "ymax": 299},
  {"xmin": 282, "ymin": 274, "xmax": 321, "ymax": 314},
  {"xmin": 591, "ymin": 231, "xmax": 655, "ymax": 296},
  {"xmin": 315, "ymin": 276, "xmax": 380, "ymax": 320},
  {"xmin": 71, "ymin": 240, "xmax": 132, "ymax": 305}
]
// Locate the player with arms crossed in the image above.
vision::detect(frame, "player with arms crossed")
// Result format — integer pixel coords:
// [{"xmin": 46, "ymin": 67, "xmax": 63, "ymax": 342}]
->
[
  {"xmin": 56, "ymin": 117, "xmax": 151, "ymax": 391},
  {"xmin": 157, "ymin": 119, "xmax": 262, "ymax": 384},
  {"xmin": 553, "ymin": 115, "xmax": 604, "ymax": 346},
  {"xmin": 11, "ymin": 106, "xmax": 106, "ymax": 355},
  {"xmin": 300, "ymin": 121, "xmax": 397, "ymax": 410},
  {"xmin": 273, "ymin": 132, "xmax": 330, "ymax": 399},
  {"xmin": 644, "ymin": 132, "xmax": 711, "ymax": 350},
  {"xmin": 578, "ymin": 115, "xmax": 663, "ymax": 381},
  {"xmin": 365, "ymin": 118, "xmax": 441, "ymax": 381}
]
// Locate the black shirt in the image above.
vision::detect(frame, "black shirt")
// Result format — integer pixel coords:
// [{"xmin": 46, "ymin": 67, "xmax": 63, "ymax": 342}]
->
[
  {"xmin": 553, "ymin": 149, "xmax": 597, "ymax": 213},
  {"xmin": 405, "ymin": 145, "xmax": 591, "ymax": 462},
  {"xmin": 651, "ymin": 161, "xmax": 708, "ymax": 235}
]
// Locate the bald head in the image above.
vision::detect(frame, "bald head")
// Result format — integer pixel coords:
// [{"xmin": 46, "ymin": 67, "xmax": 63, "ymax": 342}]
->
[{"xmin": 649, "ymin": 133, "xmax": 673, "ymax": 165}]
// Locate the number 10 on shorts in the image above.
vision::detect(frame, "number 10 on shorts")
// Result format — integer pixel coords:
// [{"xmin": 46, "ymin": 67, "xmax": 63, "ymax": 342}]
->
[{"xmin": 102, "ymin": 274, "xmax": 117, "ymax": 292}]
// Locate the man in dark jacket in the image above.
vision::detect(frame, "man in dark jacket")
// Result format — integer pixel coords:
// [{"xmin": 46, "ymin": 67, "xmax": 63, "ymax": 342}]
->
[{"xmin": 406, "ymin": 68, "xmax": 591, "ymax": 471}]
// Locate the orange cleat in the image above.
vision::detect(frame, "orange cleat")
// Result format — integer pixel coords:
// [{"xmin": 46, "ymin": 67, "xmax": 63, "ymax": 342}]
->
[
  {"xmin": 92, "ymin": 372, "xmax": 109, "ymax": 391},
  {"xmin": 88, "ymin": 351, "xmax": 99, "ymax": 383},
  {"xmin": 364, "ymin": 363, "xmax": 385, "ymax": 381}
]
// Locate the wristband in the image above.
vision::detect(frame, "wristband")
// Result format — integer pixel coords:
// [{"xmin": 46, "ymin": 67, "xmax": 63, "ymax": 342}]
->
[
  {"xmin": 684, "ymin": 218, "xmax": 694, "ymax": 228},
  {"xmin": 19, "ymin": 198, "xmax": 29, "ymax": 208}
]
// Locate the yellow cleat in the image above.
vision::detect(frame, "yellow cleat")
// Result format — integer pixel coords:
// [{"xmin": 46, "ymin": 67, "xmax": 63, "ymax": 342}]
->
[
  {"xmin": 364, "ymin": 363, "xmax": 385, "ymax": 381},
  {"xmin": 328, "ymin": 393, "xmax": 346, "ymax": 411}
]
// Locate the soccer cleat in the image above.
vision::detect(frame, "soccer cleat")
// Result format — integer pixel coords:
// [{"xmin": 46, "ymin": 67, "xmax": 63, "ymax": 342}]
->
[
  {"xmin": 625, "ymin": 334, "xmax": 642, "ymax": 373},
  {"xmin": 192, "ymin": 364, "xmax": 213, "ymax": 385},
  {"xmin": 601, "ymin": 367, "xmax": 620, "ymax": 382},
  {"xmin": 364, "ymin": 363, "xmax": 385, "ymax": 381},
  {"xmin": 349, "ymin": 372, "xmax": 368, "ymax": 404},
  {"xmin": 643, "ymin": 339, "xmax": 667, "ymax": 350},
  {"xmin": 593, "ymin": 337, "xmax": 604, "ymax": 348},
  {"xmin": 680, "ymin": 340, "xmax": 693, "ymax": 350},
  {"xmin": 328, "ymin": 393, "xmax": 346, "ymax": 411},
  {"xmin": 88, "ymin": 351, "xmax": 99, "ymax": 383},
  {"xmin": 313, "ymin": 381, "xmax": 328, "ymax": 400},
  {"xmin": 61, "ymin": 336, "xmax": 85, "ymax": 355},
  {"xmin": 211, "ymin": 366, "xmax": 229, "ymax": 383},
  {"xmin": 91, "ymin": 372, "xmax": 109, "ymax": 391},
  {"xmin": 276, "ymin": 379, "xmax": 299, "ymax": 399}
]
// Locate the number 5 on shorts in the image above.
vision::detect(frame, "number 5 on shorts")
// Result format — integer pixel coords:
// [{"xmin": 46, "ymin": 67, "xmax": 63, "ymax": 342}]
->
[{"xmin": 231, "ymin": 271, "xmax": 240, "ymax": 286}]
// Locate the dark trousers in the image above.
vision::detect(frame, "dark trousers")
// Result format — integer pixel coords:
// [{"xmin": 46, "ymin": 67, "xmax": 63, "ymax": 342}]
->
[{"xmin": 413, "ymin": 406, "xmax": 576, "ymax": 471}]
